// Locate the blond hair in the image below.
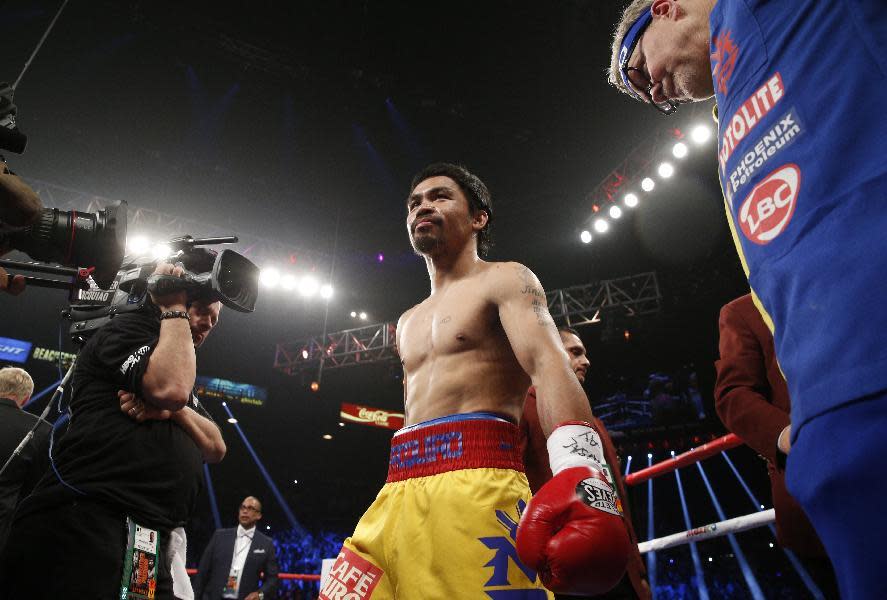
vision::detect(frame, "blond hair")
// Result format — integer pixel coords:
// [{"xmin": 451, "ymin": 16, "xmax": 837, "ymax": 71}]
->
[
  {"xmin": 0, "ymin": 367, "xmax": 34, "ymax": 404},
  {"xmin": 607, "ymin": 0, "xmax": 655, "ymax": 97}
]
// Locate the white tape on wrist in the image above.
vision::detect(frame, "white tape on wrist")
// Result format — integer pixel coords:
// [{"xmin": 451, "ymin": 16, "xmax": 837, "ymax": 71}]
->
[{"xmin": 547, "ymin": 422, "xmax": 605, "ymax": 475}]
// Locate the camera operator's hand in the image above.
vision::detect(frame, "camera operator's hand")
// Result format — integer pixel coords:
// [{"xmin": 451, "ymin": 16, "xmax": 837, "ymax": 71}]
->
[
  {"xmin": 149, "ymin": 262, "xmax": 189, "ymax": 310},
  {"xmin": 0, "ymin": 158, "xmax": 43, "ymax": 228},
  {"xmin": 0, "ymin": 266, "xmax": 25, "ymax": 295},
  {"xmin": 119, "ymin": 390, "xmax": 172, "ymax": 422}
]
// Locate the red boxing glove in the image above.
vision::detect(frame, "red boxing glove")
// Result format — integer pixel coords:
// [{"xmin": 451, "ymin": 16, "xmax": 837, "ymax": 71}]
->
[{"xmin": 516, "ymin": 422, "xmax": 631, "ymax": 595}]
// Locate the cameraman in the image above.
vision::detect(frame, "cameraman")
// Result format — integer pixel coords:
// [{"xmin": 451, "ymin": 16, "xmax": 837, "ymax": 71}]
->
[
  {"xmin": 0, "ymin": 262, "xmax": 227, "ymax": 599},
  {"xmin": 0, "ymin": 155, "xmax": 42, "ymax": 295}
]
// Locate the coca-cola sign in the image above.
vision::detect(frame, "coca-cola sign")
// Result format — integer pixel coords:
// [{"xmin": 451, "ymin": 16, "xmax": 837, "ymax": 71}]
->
[{"xmin": 340, "ymin": 402, "xmax": 405, "ymax": 430}]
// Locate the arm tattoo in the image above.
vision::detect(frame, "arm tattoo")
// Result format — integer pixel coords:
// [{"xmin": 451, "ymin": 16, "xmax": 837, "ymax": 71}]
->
[{"xmin": 516, "ymin": 266, "xmax": 552, "ymax": 326}]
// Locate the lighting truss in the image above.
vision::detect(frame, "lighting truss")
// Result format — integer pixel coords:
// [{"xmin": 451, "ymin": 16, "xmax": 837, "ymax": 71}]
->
[{"xmin": 274, "ymin": 271, "xmax": 662, "ymax": 376}]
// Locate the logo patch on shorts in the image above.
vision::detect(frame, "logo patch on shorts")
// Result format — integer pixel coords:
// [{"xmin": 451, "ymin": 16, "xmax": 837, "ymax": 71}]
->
[
  {"xmin": 576, "ymin": 478, "xmax": 621, "ymax": 516},
  {"xmin": 319, "ymin": 548, "xmax": 383, "ymax": 599},
  {"xmin": 738, "ymin": 163, "xmax": 801, "ymax": 245}
]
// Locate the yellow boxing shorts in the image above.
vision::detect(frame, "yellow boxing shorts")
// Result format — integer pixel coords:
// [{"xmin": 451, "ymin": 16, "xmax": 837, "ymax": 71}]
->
[{"xmin": 319, "ymin": 412, "xmax": 554, "ymax": 599}]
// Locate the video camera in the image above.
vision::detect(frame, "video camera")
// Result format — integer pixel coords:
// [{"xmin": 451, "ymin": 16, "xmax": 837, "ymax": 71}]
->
[
  {"xmin": 1, "ymin": 82, "xmax": 128, "ymax": 290},
  {"xmin": 67, "ymin": 235, "xmax": 259, "ymax": 342}
]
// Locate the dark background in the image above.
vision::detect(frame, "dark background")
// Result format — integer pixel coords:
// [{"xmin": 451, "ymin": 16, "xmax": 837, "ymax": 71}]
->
[{"xmin": 0, "ymin": 0, "xmax": 768, "ymax": 575}]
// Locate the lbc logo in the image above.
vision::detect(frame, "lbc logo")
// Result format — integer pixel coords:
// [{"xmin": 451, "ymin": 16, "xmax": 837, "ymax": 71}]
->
[{"xmin": 738, "ymin": 164, "xmax": 801, "ymax": 245}]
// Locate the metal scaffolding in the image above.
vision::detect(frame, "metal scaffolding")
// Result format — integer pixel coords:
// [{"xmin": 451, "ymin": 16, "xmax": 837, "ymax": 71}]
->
[{"xmin": 274, "ymin": 271, "xmax": 662, "ymax": 376}]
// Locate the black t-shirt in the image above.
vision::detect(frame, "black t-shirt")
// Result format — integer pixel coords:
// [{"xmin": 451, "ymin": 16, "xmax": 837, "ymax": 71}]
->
[{"xmin": 22, "ymin": 308, "xmax": 206, "ymax": 530}]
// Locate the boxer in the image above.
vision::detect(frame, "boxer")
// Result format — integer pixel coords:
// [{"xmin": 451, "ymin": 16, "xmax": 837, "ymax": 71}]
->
[{"xmin": 320, "ymin": 163, "xmax": 630, "ymax": 600}]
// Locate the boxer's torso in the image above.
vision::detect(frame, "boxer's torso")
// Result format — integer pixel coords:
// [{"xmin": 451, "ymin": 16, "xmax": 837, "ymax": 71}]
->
[{"xmin": 398, "ymin": 261, "xmax": 530, "ymax": 425}]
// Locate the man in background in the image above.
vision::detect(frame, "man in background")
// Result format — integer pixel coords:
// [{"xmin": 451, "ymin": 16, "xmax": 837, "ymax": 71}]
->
[
  {"xmin": 521, "ymin": 326, "xmax": 650, "ymax": 600},
  {"xmin": 0, "ymin": 366, "xmax": 50, "ymax": 550},
  {"xmin": 194, "ymin": 496, "xmax": 279, "ymax": 600},
  {"xmin": 715, "ymin": 294, "xmax": 837, "ymax": 597}
]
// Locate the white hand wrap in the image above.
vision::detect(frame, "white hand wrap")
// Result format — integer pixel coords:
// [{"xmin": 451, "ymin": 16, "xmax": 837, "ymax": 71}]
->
[{"xmin": 547, "ymin": 421, "xmax": 605, "ymax": 476}]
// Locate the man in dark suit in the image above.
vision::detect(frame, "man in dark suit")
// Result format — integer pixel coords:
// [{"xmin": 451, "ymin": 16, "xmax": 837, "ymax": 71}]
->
[
  {"xmin": 520, "ymin": 327, "xmax": 651, "ymax": 600},
  {"xmin": 194, "ymin": 496, "xmax": 278, "ymax": 600},
  {"xmin": 715, "ymin": 293, "xmax": 837, "ymax": 597},
  {"xmin": 0, "ymin": 366, "xmax": 50, "ymax": 551}
]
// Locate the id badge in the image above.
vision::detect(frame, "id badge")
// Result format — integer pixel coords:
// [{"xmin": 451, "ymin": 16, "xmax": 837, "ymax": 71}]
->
[
  {"xmin": 119, "ymin": 517, "xmax": 159, "ymax": 600},
  {"xmin": 224, "ymin": 568, "xmax": 240, "ymax": 595}
]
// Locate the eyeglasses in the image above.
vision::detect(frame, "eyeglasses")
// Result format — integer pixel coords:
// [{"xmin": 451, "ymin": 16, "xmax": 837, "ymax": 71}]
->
[
  {"xmin": 240, "ymin": 504, "xmax": 261, "ymax": 513},
  {"xmin": 618, "ymin": 12, "xmax": 679, "ymax": 115}
]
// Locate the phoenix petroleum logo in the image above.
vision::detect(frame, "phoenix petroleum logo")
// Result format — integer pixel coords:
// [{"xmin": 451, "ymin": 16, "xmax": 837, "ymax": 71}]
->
[{"xmin": 738, "ymin": 164, "xmax": 801, "ymax": 245}]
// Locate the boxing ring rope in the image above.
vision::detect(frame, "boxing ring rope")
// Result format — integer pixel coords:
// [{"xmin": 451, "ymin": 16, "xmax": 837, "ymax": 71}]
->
[
  {"xmin": 623, "ymin": 432, "xmax": 825, "ymax": 600},
  {"xmin": 184, "ymin": 569, "xmax": 321, "ymax": 581},
  {"xmin": 623, "ymin": 433, "xmax": 743, "ymax": 486}
]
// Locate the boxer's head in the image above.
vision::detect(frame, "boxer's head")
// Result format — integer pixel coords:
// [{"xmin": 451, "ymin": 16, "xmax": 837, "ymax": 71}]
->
[
  {"xmin": 608, "ymin": 0, "xmax": 714, "ymax": 110},
  {"xmin": 238, "ymin": 496, "xmax": 262, "ymax": 529},
  {"xmin": 188, "ymin": 299, "xmax": 221, "ymax": 349},
  {"xmin": 559, "ymin": 327, "xmax": 590, "ymax": 384},
  {"xmin": 407, "ymin": 163, "xmax": 492, "ymax": 258}
]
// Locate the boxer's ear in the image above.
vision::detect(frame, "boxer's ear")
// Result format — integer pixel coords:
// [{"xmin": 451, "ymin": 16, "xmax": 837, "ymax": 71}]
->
[{"xmin": 471, "ymin": 209, "xmax": 489, "ymax": 232}]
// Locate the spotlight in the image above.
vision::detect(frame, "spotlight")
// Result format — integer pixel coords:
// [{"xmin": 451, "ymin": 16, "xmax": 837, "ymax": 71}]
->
[
  {"xmin": 338, "ymin": 422, "xmax": 345, "ymax": 427},
  {"xmin": 768, "ymin": 543, "xmax": 774, "ymax": 548},
  {"xmin": 760, "ymin": 504, "xmax": 765, "ymax": 510},
  {"xmin": 691, "ymin": 124, "xmax": 711, "ymax": 144},
  {"xmin": 609, "ymin": 205, "xmax": 623, "ymax": 219},
  {"xmin": 377, "ymin": 252, "xmax": 384, "ymax": 263},
  {"xmin": 580, "ymin": 230, "xmax": 592, "ymax": 244},
  {"xmin": 647, "ymin": 453, "xmax": 653, "ymax": 459},
  {"xmin": 320, "ymin": 284, "xmax": 333, "ymax": 299},
  {"xmin": 670, "ymin": 450, "xmax": 676, "ymax": 457},
  {"xmin": 672, "ymin": 142, "xmax": 688, "ymax": 158},
  {"xmin": 151, "ymin": 243, "xmax": 172, "ymax": 260},
  {"xmin": 708, "ymin": 557, "xmax": 713, "ymax": 562},
  {"xmin": 624, "ymin": 193, "xmax": 639, "ymax": 208},
  {"xmin": 359, "ymin": 311, "xmax": 368, "ymax": 320},
  {"xmin": 280, "ymin": 274, "xmax": 297, "ymax": 290},
  {"xmin": 350, "ymin": 311, "xmax": 357, "ymax": 318},
  {"xmin": 322, "ymin": 434, "xmax": 333, "ymax": 440},
  {"xmin": 266, "ymin": 525, "xmax": 271, "ymax": 530},
  {"xmin": 293, "ymin": 479, "xmax": 298, "ymax": 484},
  {"xmin": 300, "ymin": 348, "xmax": 309, "ymax": 360},
  {"xmin": 227, "ymin": 417, "xmax": 238, "ymax": 424},
  {"xmin": 222, "ymin": 401, "xmax": 227, "ymax": 407},
  {"xmin": 260, "ymin": 268, "xmax": 280, "ymax": 288},
  {"xmin": 127, "ymin": 235, "xmax": 150, "ymax": 255},
  {"xmin": 310, "ymin": 381, "xmax": 320, "ymax": 392},
  {"xmin": 641, "ymin": 177, "xmax": 655, "ymax": 192},
  {"xmin": 593, "ymin": 218, "xmax": 609, "ymax": 233},
  {"xmin": 298, "ymin": 275, "xmax": 319, "ymax": 297},
  {"xmin": 658, "ymin": 162, "xmax": 674, "ymax": 178}
]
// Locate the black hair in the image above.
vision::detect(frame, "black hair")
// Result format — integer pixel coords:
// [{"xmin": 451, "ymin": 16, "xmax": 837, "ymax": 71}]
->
[
  {"xmin": 558, "ymin": 326, "xmax": 581, "ymax": 338},
  {"xmin": 409, "ymin": 162, "xmax": 493, "ymax": 256}
]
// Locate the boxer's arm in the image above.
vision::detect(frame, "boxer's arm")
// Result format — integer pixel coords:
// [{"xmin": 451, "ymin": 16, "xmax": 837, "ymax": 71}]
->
[{"xmin": 494, "ymin": 263, "xmax": 593, "ymax": 435}]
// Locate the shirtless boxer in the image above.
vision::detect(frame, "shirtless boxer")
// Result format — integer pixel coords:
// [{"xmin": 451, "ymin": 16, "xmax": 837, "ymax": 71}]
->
[{"xmin": 320, "ymin": 163, "xmax": 631, "ymax": 599}]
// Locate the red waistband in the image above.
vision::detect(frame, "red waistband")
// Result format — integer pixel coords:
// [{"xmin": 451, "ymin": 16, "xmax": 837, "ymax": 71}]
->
[{"xmin": 386, "ymin": 414, "xmax": 524, "ymax": 483}]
